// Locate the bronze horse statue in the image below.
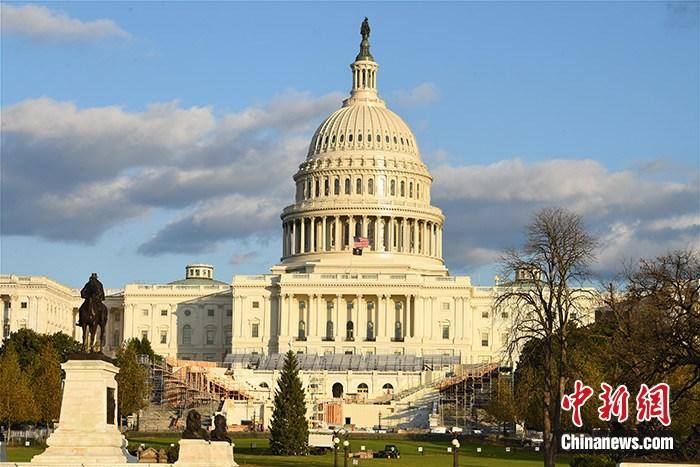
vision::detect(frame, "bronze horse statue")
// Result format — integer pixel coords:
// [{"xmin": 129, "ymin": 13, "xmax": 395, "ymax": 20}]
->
[{"xmin": 77, "ymin": 273, "xmax": 108, "ymax": 353}]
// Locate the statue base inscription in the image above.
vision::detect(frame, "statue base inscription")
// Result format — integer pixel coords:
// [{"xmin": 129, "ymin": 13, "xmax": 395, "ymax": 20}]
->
[
  {"xmin": 31, "ymin": 360, "xmax": 136, "ymax": 464},
  {"xmin": 175, "ymin": 440, "xmax": 238, "ymax": 467}
]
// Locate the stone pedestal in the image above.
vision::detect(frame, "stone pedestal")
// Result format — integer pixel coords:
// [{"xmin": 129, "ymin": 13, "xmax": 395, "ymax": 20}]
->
[
  {"xmin": 175, "ymin": 440, "xmax": 238, "ymax": 467},
  {"xmin": 31, "ymin": 359, "xmax": 136, "ymax": 464}
]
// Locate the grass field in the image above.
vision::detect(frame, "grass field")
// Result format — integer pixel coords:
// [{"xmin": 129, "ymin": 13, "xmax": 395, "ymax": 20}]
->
[{"xmin": 6, "ymin": 434, "xmax": 573, "ymax": 466}]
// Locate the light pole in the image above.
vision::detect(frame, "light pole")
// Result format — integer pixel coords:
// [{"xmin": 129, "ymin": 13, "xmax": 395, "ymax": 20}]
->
[
  {"xmin": 333, "ymin": 436, "xmax": 340, "ymax": 467},
  {"xmin": 343, "ymin": 440, "xmax": 350, "ymax": 467},
  {"xmin": 451, "ymin": 438, "xmax": 460, "ymax": 467}
]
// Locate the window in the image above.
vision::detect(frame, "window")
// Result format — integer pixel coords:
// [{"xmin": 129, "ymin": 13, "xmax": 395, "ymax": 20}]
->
[
  {"xmin": 417, "ymin": 183, "xmax": 420, "ymax": 199},
  {"xmin": 160, "ymin": 330, "xmax": 168, "ymax": 344},
  {"xmin": 482, "ymin": 310, "xmax": 489, "ymax": 319},
  {"xmin": 114, "ymin": 313, "xmax": 121, "ymax": 322},
  {"xmin": 251, "ymin": 323, "xmax": 259, "ymax": 338},
  {"xmin": 324, "ymin": 178, "xmax": 330, "ymax": 196},
  {"xmin": 394, "ymin": 321, "xmax": 402, "ymax": 340},
  {"xmin": 442, "ymin": 324, "xmax": 450, "ymax": 339},
  {"xmin": 259, "ymin": 382, "xmax": 269, "ymax": 389},
  {"xmin": 315, "ymin": 179, "xmax": 320, "ymax": 197},
  {"xmin": 208, "ymin": 309, "xmax": 215, "ymax": 317},
  {"xmin": 252, "ymin": 301, "xmax": 260, "ymax": 309},
  {"xmin": 356, "ymin": 178, "xmax": 362, "ymax": 194},
  {"xmin": 112, "ymin": 331, "xmax": 120, "ymax": 347},
  {"xmin": 357, "ymin": 383, "xmax": 369, "ymax": 394},
  {"xmin": 346, "ymin": 321, "xmax": 354, "ymax": 340},
  {"xmin": 390, "ymin": 180, "xmax": 396, "ymax": 196},
  {"xmin": 382, "ymin": 383, "xmax": 394, "ymax": 394},
  {"xmin": 184, "ymin": 309, "xmax": 192, "ymax": 317},
  {"xmin": 20, "ymin": 302, "xmax": 27, "ymax": 309},
  {"xmin": 385, "ymin": 135, "xmax": 390, "ymax": 143},
  {"xmin": 481, "ymin": 332, "xmax": 489, "ymax": 347},
  {"xmin": 442, "ymin": 302, "xmax": 450, "ymax": 310},
  {"xmin": 366, "ymin": 321, "xmax": 375, "ymax": 340},
  {"xmin": 340, "ymin": 134, "xmax": 344, "ymax": 143},
  {"xmin": 501, "ymin": 311, "xmax": 509, "ymax": 319},
  {"xmin": 400, "ymin": 181, "xmax": 405, "ymax": 197},
  {"xmin": 206, "ymin": 329, "xmax": 215, "ymax": 345},
  {"xmin": 298, "ymin": 320, "xmax": 306, "ymax": 340},
  {"xmin": 143, "ymin": 309, "xmax": 149, "ymax": 317},
  {"xmin": 368, "ymin": 178, "xmax": 374, "ymax": 195},
  {"xmin": 161, "ymin": 309, "xmax": 168, "ymax": 316},
  {"xmin": 409, "ymin": 182, "xmax": 413, "ymax": 197},
  {"xmin": 182, "ymin": 325, "xmax": 192, "ymax": 344},
  {"xmin": 141, "ymin": 330, "xmax": 149, "ymax": 341},
  {"xmin": 226, "ymin": 309, "xmax": 232, "ymax": 317},
  {"xmin": 358, "ymin": 133, "xmax": 363, "ymax": 142},
  {"xmin": 348, "ymin": 133, "xmax": 353, "ymax": 142},
  {"xmin": 345, "ymin": 178, "xmax": 351, "ymax": 194},
  {"xmin": 332, "ymin": 382, "xmax": 344, "ymax": 398},
  {"xmin": 326, "ymin": 321, "xmax": 334, "ymax": 340},
  {"xmin": 334, "ymin": 178, "xmax": 340, "ymax": 195}
]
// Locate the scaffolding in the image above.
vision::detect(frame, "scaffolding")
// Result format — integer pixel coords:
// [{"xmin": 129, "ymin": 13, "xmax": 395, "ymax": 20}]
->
[{"xmin": 437, "ymin": 362, "xmax": 510, "ymax": 429}]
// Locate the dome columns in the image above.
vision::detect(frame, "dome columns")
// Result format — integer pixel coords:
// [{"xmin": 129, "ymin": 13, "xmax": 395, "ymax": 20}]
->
[{"xmin": 281, "ymin": 214, "xmax": 443, "ymax": 259}]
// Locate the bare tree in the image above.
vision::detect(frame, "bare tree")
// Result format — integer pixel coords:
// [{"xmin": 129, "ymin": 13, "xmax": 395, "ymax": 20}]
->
[{"xmin": 495, "ymin": 207, "xmax": 597, "ymax": 467}]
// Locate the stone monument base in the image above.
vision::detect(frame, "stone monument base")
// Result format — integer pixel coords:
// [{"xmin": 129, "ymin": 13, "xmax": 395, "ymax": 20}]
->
[
  {"xmin": 31, "ymin": 359, "xmax": 136, "ymax": 464},
  {"xmin": 175, "ymin": 440, "xmax": 238, "ymax": 467}
]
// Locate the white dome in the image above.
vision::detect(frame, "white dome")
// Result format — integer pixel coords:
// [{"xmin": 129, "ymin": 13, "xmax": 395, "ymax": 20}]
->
[{"xmin": 308, "ymin": 104, "xmax": 419, "ymax": 159}]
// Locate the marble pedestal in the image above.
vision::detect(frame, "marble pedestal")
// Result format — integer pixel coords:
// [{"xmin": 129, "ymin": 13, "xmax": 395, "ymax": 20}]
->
[
  {"xmin": 31, "ymin": 359, "xmax": 136, "ymax": 464},
  {"xmin": 175, "ymin": 440, "xmax": 238, "ymax": 467}
]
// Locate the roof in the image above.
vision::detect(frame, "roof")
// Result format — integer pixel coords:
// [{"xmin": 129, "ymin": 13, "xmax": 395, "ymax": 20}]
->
[{"xmin": 168, "ymin": 277, "xmax": 229, "ymax": 286}]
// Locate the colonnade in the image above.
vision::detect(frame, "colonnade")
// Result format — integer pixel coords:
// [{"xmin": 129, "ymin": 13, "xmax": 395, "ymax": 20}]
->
[
  {"xmin": 277, "ymin": 293, "xmax": 418, "ymax": 343},
  {"xmin": 282, "ymin": 215, "xmax": 442, "ymax": 258}
]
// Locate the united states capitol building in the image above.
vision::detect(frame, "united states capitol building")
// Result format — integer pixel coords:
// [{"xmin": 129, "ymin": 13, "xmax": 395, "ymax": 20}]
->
[{"xmin": 1, "ymin": 22, "xmax": 593, "ymax": 429}]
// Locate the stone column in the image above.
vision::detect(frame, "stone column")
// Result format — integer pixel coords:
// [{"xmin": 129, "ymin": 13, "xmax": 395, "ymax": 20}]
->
[
  {"xmin": 291, "ymin": 220, "xmax": 296, "ymax": 255},
  {"xmin": 321, "ymin": 216, "xmax": 327, "ymax": 252},
  {"xmin": 387, "ymin": 216, "xmax": 394, "ymax": 251},
  {"xmin": 412, "ymin": 219, "xmax": 418, "ymax": 254},
  {"xmin": 335, "ymin": 295, "xmax": 342, "ymax": 339},
  {"xmin": 356, "ymin": 294, "xmax": 363, "ymax": 341},
  {"xmin": 334, "ymin": 216, "xmax": 340, "ymax": 251},
  {"xmin": 362, "ymin": 216, "xmax": 368, "ymax": 238},
  {"xmin": 300, "ymin": 218, "xmax": 306, "ymax": 254},
  {"xmin": 350, "ymin": 216, "xmax": 356, "ymax": 241}
]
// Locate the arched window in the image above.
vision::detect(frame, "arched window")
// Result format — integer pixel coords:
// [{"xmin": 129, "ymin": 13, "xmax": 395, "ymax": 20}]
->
[
  {"xmin": 324, "ymin": 178, "xmax": 330, "ymax": 196},
  {"xmin": 390, "ymin": 180, "xmax": 396, "ymax": 196},
  {"xmin": 400, "ymin": 181, "xmax": 405, "ymax": 197},
  {"xmin": 340, "ymin": 133, "xmax": 344, "ymax": 143},
  {"xmin": 345, "ymin": 178, "xmax": 351, "ymax": 194},
  {"xmin": 367, "ymin": 134, "xmax": 372, "ymax": 142},
  {"xmin": 334, "ymin": 178, "xmax": 340, "ymax": 195},
  {"xmin": 182, "ymin": 325, "xmax": 192, "ymax": 345},
  {"xmin": 357, "ymin": 383, "xmax": 369, "ymax": 394},
  {"xmin": 346, "ymin": 321, "xmax": 354, "ymax": 340},
  {"xmin": 417, "ymin": 183, "xmax": 420, "ymax": 199},
  {"xmin": 259, "ymin": 382, "xmax": 269, "ymax": 389},
  {"xmin": 356, "ymin": 178, "xmax": 362, "ymax": 194},
  {"xmin": 307, "ymin": 180, "xmax": 312, "ymax": 199},
  {"xmin": 368, "ymin": 178, "xmax": 374, "ymax": 195},
  {"xmin": 348, "ymin": 133, "xmax": 353, "ymax": 142},
  {"xmin": 367, "ymin": 321, "xmax": 375, "ymax": 340},
  {"xmin": 326, "ymin": 320, "xmax": 334, "ymax": 340},
  {"xmin": 332, "ymin": 382, "xmax": 344, "ymax": 398},
  {"xmin": 298, "ymin": 320, "xmax": 306, "ymax": 340},
  {"xmin": 315, "ymin": 179, "xmax": 320, "ymax": 197},
  {"xmin": 382, "ymin": 383, "xmax": 394, "ymax": 395},
  {"xmin": 409, "ymin": 182, "xmax": 413, "ymax": 198},
  {"xmin": 358, "ymin": 133, "xmax": 363, "ymax": 142}
]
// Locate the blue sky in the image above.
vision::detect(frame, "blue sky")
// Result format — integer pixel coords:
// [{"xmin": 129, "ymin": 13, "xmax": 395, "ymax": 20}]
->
[{"xmin": 1, "ymin": 1, "xmax": 698, "ymax": 288}]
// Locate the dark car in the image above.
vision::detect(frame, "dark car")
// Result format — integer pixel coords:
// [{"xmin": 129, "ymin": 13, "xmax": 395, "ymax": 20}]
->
[{"xmin": 374, "ymin": 444, "xmax": 401, "ymax": 459}]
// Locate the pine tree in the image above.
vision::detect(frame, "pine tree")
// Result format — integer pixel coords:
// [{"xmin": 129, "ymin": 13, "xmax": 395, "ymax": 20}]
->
[
  {"xmin": 29, "ymin": 342, "xmax": 63, "ymax": 425},
  {"xmin": 115, "ymin": 340, "xmax": 150, "ymax": 428},
  {"xmin": 0, "ymin": 343, "xmax": 37, "ymax": 441},
  {"xmin": 269, "ymin": 350, "xmax": 309, "ymax": 455}
]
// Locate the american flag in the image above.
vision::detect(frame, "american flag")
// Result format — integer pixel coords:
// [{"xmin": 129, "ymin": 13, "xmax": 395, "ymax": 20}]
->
[{"xmin": 353, "ymin": 236, "xmax": 369, "ymax": 248}]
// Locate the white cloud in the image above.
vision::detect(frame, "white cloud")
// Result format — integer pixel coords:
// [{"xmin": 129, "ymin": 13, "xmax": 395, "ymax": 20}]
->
[
  {"xmin": 393, "ymin": 83, "xmax": 440, "ymax": 107},
  {"xmin": 1, "ymin": 4, "xmax": 130, "ymax": 42}
]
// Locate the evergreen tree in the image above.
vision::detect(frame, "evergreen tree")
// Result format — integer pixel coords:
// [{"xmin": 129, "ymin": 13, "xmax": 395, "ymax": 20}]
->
[
  {"xmin": 115, "ymin": 340, "xmax": 150, "ymax": 428},
  {"xmin": 29, "ymin": 342, "xmax": 63, "ymax": 425},
  {"xmin": 269, "ymin": 350, "xmax": 309, "ymax": 455},
  {"xmin": 0, "ymin": 343, "xmax": 37, "ymax": 440}
]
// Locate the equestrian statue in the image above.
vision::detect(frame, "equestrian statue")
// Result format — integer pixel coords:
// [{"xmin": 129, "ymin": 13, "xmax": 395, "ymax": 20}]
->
[{"xmin": 76, "ymin": 272, "xmax": 108, "ymax": 353}]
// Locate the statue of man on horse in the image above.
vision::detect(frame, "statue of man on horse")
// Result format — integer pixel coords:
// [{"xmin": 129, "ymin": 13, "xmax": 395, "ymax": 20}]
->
[{"xmin": 77, "ymin": 273, "xmax": 108, "ymax": 353}]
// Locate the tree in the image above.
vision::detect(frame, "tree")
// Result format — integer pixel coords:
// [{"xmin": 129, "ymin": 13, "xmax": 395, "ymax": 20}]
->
[
  {"xmin": 28, "ymin": 342, "xmax": 63, "ymax": 426},
  {"xmin": 483, "ymin": 378, "xmax": 520, "ymax": 436},
  {"xmin": 269, "ymin": 350, "xmax": 309, "ymax": 455},
  {"xmin": 115, "ymin": 339, "xmax": 150, "ymax": 430},
  {"xmin": 0, "ymin": 343, "xmax": 37, "ymax": 441},
  {"xmin": 496, "ymin": 207, "xmax": 597, "ymax": 467},
  {"xmin": 0, "ymin": 329, "xmax": 80, "ymax": 370}
]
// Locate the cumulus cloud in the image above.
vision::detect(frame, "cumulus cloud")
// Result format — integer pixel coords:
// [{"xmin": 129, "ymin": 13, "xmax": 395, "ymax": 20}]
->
[
  {"xmin": 1, "ymin": 92, "xmax": 339, "ymax": 249},
  {"xmin": 1, "ymin": 4, "xmax": 130, "ymax": 42},
  {"xmin": 433, "ymin": 159, "xmax": 699, "ymax": 276},
  {"xmin": 393, "ymin": 83, "xmax": 440, "ymax": 107}
]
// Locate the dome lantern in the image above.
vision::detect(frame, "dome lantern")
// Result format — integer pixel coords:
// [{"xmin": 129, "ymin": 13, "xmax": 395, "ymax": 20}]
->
[{"xmin": 345, "ymin": 17, "xmax": 381, "ymax": 107}]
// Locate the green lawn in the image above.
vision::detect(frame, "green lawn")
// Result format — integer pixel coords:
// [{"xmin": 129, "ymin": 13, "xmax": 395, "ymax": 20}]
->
[{"xmin": 6, "ymin": 434, "xmax": 571, "ymax": 466}]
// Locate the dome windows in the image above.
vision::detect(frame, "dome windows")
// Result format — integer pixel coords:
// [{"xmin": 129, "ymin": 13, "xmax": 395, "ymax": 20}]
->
[
  {"xmin": 385, "ymin": 135, "xmax": 390, "ymax": 143},
  {"xmin": 332, "ymin": 135, "xmax": 336, "ymax": 144},
  {"xmin": 393, "ymin": 136, "xmax": 398, "ymax": 144},
  {"xmin": 390, "ymin": 180, "xmax": 396, "ymax": 196},
  {"xmin": 368, "ymin": 178, "xmax": 374, "ymax": 195},
  {"xmin": 340, "ymin": 134, "xmax": 344, "ymax": 143},
  {"xmin": 348, "ymin": 133, "xmax": 353, "ymax": 142},
  {"xmin": 334, "ymin": 178, "xmax": 340, "ymax": 195},
  {"xmin": 376, "ymin": 134, "xmax": 380, "ymax": 143},
  {"xmin": 358, "ymin": 134, "xmax": 363, "ymax": 142},
  {"xmin": 367, "ymin": 134, "xmax": 371, "ymax": 142},
  {"xmin": 400, "ymin": 181, "xmax": 405, "ymax": 197},
  {"xmin": 344, "ymin": 178, "xmax": 351, "ymax": 194}
]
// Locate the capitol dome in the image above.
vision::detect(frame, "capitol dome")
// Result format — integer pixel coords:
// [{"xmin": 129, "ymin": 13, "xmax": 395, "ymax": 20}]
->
[{"xmin": 275, "ymin": 19, "xmax": 446, "ymax": 275}]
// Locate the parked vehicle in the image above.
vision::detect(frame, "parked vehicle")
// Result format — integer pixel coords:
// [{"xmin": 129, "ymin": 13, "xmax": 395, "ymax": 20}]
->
[
  {"xmin": 308, "ymin": 432, "xmax": 335, "ymax": 454},
  {"xmin": 374, "ymin": 444, "xmax": 400, "ymax": 459},
  {"xmin": 430, "ymin": 426, "xmax": 448, "ymax": 434}
]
